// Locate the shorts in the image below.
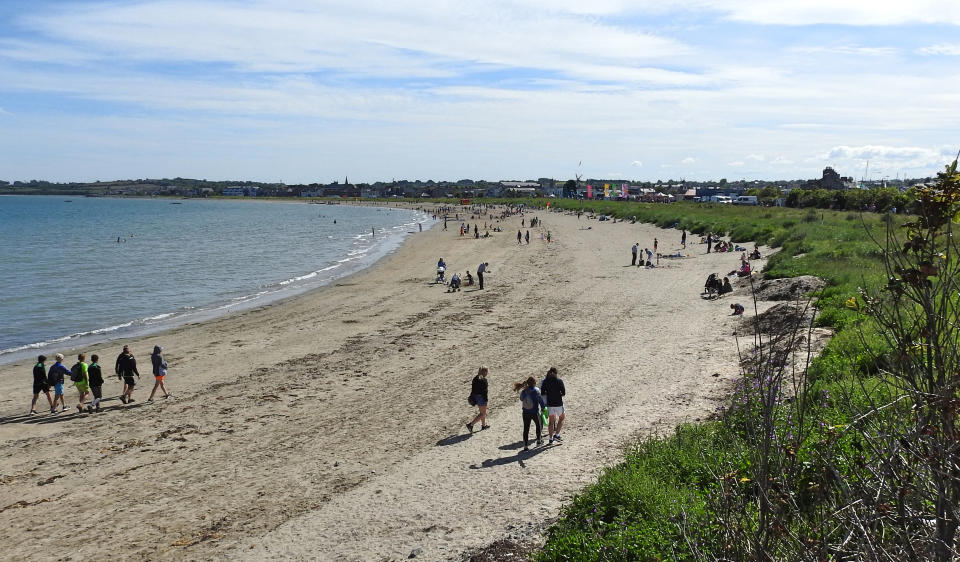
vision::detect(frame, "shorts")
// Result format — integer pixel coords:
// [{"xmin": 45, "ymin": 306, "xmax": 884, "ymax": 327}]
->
[
  {"xmin": 33, "ymin": 382, "xmax": 49, "ymax": 395},
  {"xmin": 123, "ymin": 376, "xmax": 136, "ymax": 388},
  {"xmin": 155, "ymin": 375, "xmax": 165, "ymax": 382},
  {"xmin": 90, "ymin": 386, "xmax": 102, "ymax": 399},
  {"xmin": 547, "ymin": 406, "xmax": 564, "ymax": 416},
  {"xmin": 53, "ymin": 383, "xmax": 64, "ymax": 396},
  {"xmin": 471, "ymin": 394, "xmax": 487, "ymax": 407},
  {"xmin": 75, "ymin": 381, "xmax": 89, "ymax": 393}
]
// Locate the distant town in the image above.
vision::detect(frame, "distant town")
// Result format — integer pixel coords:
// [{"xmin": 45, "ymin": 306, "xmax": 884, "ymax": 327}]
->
[{"xmin": 0, "ymin": 167, "xmax": 931, "ymax": 202}]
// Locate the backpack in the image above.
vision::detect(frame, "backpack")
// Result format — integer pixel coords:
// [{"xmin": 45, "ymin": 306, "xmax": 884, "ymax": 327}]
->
[
  {"xmin": 521, "ymin": 388, "xmax": 540, "ymax": 410},
  {"xmin": 70, "ymin": 362, "xmax": 83, "ymax": 382}
]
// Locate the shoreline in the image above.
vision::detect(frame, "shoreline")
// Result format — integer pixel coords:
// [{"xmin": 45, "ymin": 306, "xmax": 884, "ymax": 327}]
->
[
  {"xmin": 0, "ymin": 204, "xmax": 777, "ymax": 560},
  {"xmin": 0, "ymin": 199, "xmax": 435, "ymax": 365}
]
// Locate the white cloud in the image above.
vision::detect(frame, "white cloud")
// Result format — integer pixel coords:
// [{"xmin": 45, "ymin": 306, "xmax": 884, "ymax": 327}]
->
[
  {"xmin": 791, "ymin": 45, "xmax": 898, "ymax": 56},
  {"xmin": 631, "ymin": 160, "xmax": 643, "ymax": 167},
  {"xmin": 12, "ymin": 0, "xmax": 692, "ymax": 83},
  {"xmin": 727, "ymin": 161, "xmax": 744, "ymax": 166},
  {"xmin": 681, "ymin": 157, "xmax": 696, "ymax": 164},
  {"xmin": 746, "ymin": 154, "xmax": 765, "ymax": 161},
  {"xmin": 771, "ymin": 156, "xmax": 795, "ymax": 165},
  {"xmin": 917, "ymin": 43, "xmax": 960, "ymax": 56},
  {"xmin": 691, "ymin": 1, "xmax": 960, "ymax": 26}
]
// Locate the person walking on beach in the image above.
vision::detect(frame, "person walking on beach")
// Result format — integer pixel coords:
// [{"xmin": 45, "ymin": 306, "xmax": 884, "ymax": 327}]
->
[
  {"xmin": 631, "ymin": 242, "xmax": 638, "ymax": 266},
  {"xmin": 514, "ymin": 376, "xmax": 545, "ymax": 451},
  {"xmin": 681, "ymin": 229, "xmax": 687, "ymax": 249},
  {"xmin": 148, "ymin": 345, "xmax": 170, "ymax": 402},
  {"xmin": 525, "ymin": 230, "xmax": 530, "ymax": 244},
  {"xmin": 30, "ymin": 355, "xmax": 53, "ymax": 415},
  {"xmin": 115, "ymin": 345, "xmax": 140, "ymax": 404},
  {"xmin": 517, "ymin": 230, "xmax": 522, "ymax": 245},
  {"xmin": 466, "ymin": 366, "xmax": 490, "ymax": 433},
  {"xmin": 87, "ymin": 354, "xmax": 104, "ymax": 412},
  {"xmin": 47, "ymin": 353, "xmax": 71, "ymax": 413},
  {"xmin": 72, "ymin": 352, "xmax": 90, "ymax": 414},
  {"xmin": 477, "ymin": 262, "xmax": 488, "ymax": 290},
  {"xmin": 706, "ymin": 233, "xmax": 713, "ymax": 253},
  {"xmin": 653, "ymin": 237, "xmax": 658, "ymax": 255},
  {"xmin": 540, "ymin": 367, "xmax": 566, "ymax": 444}
]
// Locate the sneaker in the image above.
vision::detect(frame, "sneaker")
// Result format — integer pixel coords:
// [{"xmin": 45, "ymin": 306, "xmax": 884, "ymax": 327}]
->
[
  {"xmin": 29, "ymin": 410, "xmax": 38, "ymax": 415},
  {"xmin": 62, "ymin": 407, "xmax": 70, "ymax": 413},
  {"xmin": 120, "ymin": 396, "xmax": 128, "ymax": 404},
  {"xmin": 466, "ymin": 423, "xmax": 474, "ymax": 433},
  {"xmin": 128, "ymin": 398, "xmax": 136, "ymax": 403},
  {"xmin": 163, "ymin": 394, "xmax": 170, "ymax": 399},
  {"xmin": 147, "ymin": 398, "xmax": 154, "ymax": 403},
  {"xmin": 86, "ymin": 405, "xmax": 93, "ymax": 413},
  {"xmin": 536, "ymin": 439, "xmax": 543, "ymax": 446},
  {"xmin": 50, "ymin": 409, "xmax": 58, "ymax": 415},
  {"xmin": 549, "ymin": 437, "xmax": 554, "ymax": 444},
  {"xmin": 553, "ymin": 434, "xmax": 562, "ymax": 442},
  {"xmin": 522, "ymin": 446, "xmax": 529, "ymax": 452},
  {"xmin": 481, "ymin": 425, "xmax": 490, "ymax": 430},
  {"xmin": 95, "ymin": 405, "xmax": 101, "ymax": 413}
]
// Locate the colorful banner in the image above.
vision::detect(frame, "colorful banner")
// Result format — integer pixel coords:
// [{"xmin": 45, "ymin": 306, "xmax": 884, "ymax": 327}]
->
[
  {"xmin": 621, "ymin": 183, "xmax": 628, "ymax": 198},
  {"xmin": 587, "ymin": 184, "xmax": 593, "ymax": 199},
  {"xmin": 603, "ymin": 183, "xmax": 610, "ymax": 198}
]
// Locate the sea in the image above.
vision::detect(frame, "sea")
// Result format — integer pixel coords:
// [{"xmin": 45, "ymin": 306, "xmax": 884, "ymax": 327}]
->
[{"xmin": 0, "ymin": 195, "xmax": 433, "ymax": 364}]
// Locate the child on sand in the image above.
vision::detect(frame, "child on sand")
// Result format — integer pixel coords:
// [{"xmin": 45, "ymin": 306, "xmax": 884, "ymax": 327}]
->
[
  {"xmin": 47, "ymin": 354, "xmax": 71, "ymax": 413},
  {"xmin": 514, "ymin": 376, "xmax": 545, "ymax": 451},
  {"xmin": 466, "ymin": 366, "xmax": 490, "ymax": 432},
  {"xmin": 731, "ymin": 303, "xmax": 745, "ymax": 315},
  {"xmin": 540, "ymin": 367, "xmax": 566, "ymax": 444},
  {"xmin": 87, "ymin": 354, "xmax": 104, "ymax": 412},
  {"xmin": 30, "ymin": 355, "xmax": 53, "ymax": 415},
  {"xmin": 73, "ymin": 352, "xmax": 90, "ymax": 413},
  {"xmin": 148, "ymin": 345, "xmax": 170, "ymax": 402}
]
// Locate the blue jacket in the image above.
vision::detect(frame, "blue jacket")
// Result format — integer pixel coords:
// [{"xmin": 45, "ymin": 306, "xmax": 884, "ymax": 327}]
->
[
  {"xmin": 520, "ymin": 387, "xmax": 545, "ymax": 414},
  {"xmin": 47, "ymin": 362, "xmax": 70, "ymax": 385}
]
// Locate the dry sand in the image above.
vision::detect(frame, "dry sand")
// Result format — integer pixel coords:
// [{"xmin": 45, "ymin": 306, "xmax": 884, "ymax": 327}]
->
[{"xmin": 0, "ymin": 205, "xmax": 779, "ymax": 560}]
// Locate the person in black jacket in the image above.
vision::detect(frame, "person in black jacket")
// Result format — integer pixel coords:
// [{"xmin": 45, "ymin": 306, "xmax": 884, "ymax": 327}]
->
[
  {"xmin": 30, "ymin": 355, "xmax": 53, "ymax": 415},
  {"xmin": 115, "ymin": 345, "xmax": 140, "ymax": 404},
  {"xmin": 540, "ymin": 367, "xmax": 566, "ymax": 444},
  {"xmin": 466, "ymin": 366, "xmax": 490, "ymax": 433},
  {"xmin": 87, "ymin": 354, "xmax": 104, "ymax": 413}
]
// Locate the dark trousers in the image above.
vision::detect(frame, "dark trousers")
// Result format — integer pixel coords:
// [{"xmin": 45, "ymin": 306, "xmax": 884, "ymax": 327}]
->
[
  {"xmin": 478, "ymin": 272, "xmax": 484, "ymax": 289},
  {"xmin": 90, "ymin": 386, "xmax": 102, "ymax": 399},
  {"xmin": 522, "ymin": 411, "xmax": 542, "ymax": 446},
  {"xmin": 631, "ymin": 252, "xmax": 637, "ymax": 265}
]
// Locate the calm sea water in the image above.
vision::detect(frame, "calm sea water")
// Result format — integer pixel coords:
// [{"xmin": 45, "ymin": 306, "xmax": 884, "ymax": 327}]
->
[{"xmin": 0, "ymin": 195, "xmax": 432, "ymax": 362}]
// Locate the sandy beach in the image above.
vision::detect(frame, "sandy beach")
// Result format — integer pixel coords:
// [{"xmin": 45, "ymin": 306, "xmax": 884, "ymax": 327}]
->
[{"xmin": 0, "ymin": 204, "xmax": 776, "ymax": 560}]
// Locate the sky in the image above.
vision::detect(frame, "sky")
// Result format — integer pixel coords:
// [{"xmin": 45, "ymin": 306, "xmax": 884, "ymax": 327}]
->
[{"xmin": 0, "ymin": 1, "xmax": 959, "ymax": 184}]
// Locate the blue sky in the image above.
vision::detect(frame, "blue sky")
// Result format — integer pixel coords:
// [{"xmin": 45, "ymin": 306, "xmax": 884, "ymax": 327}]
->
[{"xmin": 1, "ymin": 0, "xmax": 958, "ymax": 184}]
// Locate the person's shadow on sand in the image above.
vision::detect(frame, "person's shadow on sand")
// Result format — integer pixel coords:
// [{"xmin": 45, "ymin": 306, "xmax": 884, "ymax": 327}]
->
[
  {"xmin": 0, "ymin": 397, "xmax": 142, "ymax": 425},
  {"xmin": 469, "ymin": 446, "xmax": 548, "ymax": 469},
  {"xmin": 436, "ymin": 433, "xmax": 472, "ymax": 447}
]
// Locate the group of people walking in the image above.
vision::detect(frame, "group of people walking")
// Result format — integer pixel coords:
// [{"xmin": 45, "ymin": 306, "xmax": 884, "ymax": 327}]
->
[
  {"xmin": 466, "ymin": 365, "xmax": 567, "ymax": 452},
  {"xmin": 29, "ymin": 344, "xmax": 170, "ymax": 415}
]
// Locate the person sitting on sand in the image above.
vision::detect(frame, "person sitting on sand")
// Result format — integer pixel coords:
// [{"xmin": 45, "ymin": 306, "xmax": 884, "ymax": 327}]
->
[
  {"xmin": 719, "ymin": 277, "xmax": 733, "ymax": 295},
  {"xmin": 736, "ymin": 262, "xmax": 751, "ymax": 277},
  {"xmin": 731, "ymin": 303, "xmax": 745, "ymax": 315},
  {"xmin": 749, "ymin": 247, "xmax": 761, "ymax": 260},
  {"xmin": 449, "ymin": 272, "xmax": 461, "ymax": 291},
  {"xmin": 464, "ymin": 271, "xmax": 474, "ymax": 286}
]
